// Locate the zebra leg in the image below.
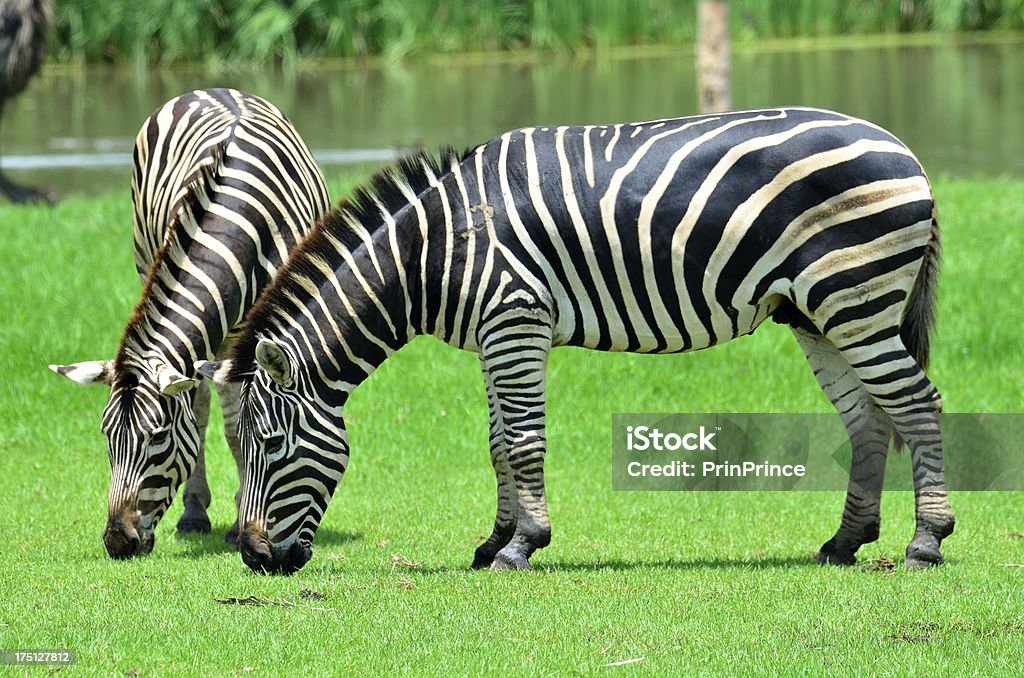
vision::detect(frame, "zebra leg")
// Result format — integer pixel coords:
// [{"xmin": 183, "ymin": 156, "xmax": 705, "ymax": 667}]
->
[
  {"xmin": 0, "ymin": 113, "xmax": 57, "ymax": 204},
  {"xmin": 480, "ymin": 314, "xmax": 553, "ymax": 571},
  {"xmin": 215, "ymin": 379, "xmax": 244, "ymax": 545},
  {"xmin": 177, "ymin": 378, "xmax": 213, "ymax": 533},
  {"xmin": 791, "ymin": 327, "xmax": 891, "ymax": 565},
  {"xmin": 835, "ymin": 337, "xmax": 955, "ymax": 567},
  {"xmin": 471, "ymin": 358, "xmax": 518, "ymax": 569}
]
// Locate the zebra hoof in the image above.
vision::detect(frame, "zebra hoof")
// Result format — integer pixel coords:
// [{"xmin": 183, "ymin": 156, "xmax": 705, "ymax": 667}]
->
[
  {"xmin": 176, "ymin": 513, "xmax": 212, "ymax": 534},
  {"xmin": 904, "ymin": 542, "xmax": 944, "ymax": 568},
  {"xmin": 471, "ymin": 550, "xmax": 495, "ymax": 570},
  {"xmin": 816, "ymin": 538, "xmax": 857, "ymax": 566},
  {"xmin": 224, "ymin": 522, "xmax": 240, "ymax": 546},
  {"xmin": 490, "ymin": 550, "xmax": 532, "ymax": 571}
]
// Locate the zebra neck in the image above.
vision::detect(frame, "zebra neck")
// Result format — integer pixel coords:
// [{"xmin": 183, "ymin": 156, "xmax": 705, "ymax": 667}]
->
[
  {"xmin": 236, "ymin": 155, "xmax": 473, "ymax": 387},
  {"xmin": 286, "ymin": 209, "xmax": 426, "ymax": 389},
  {"xmin": 117, "ymin": 275, "xmax": 230, "ymax": 378}
]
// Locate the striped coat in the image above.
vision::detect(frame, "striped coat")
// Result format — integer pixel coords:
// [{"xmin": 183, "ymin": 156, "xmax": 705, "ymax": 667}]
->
[
  {"xmin": 204, "ymin": 107, "xmax": 952, "ymax": 574},
  {"xmin": 51, "ymin": 89, "xmax": 331, "ymax": 558}
]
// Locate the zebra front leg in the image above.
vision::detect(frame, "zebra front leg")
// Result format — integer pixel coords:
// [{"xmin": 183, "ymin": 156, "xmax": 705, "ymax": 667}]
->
[
  {"xmin": 836, "ymin": 337, "xmax": 955, "ymax": 567},
  {"xmin": 792, "ymin": 328, "xmax": 891, "ymax": 565},
  {"xmin": 215, "ymin": 379, "xmax": 244, "ymax": 545},
  {"xmin": 472, "ymin": 360, "xmax": 519, "ymax": 569},
  {"xmin": 177, "ymin": 379, "xmax": 213, "ymax": 533},
  {"xmin": 479, "ymin": 315, "xmax": 554, "ymax": 571}
]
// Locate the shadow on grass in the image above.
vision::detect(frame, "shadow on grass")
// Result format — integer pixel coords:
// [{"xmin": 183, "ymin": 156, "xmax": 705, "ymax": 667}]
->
[
  {"xmin": 338, "ymin": 555, "xmax": 817, "ymax": 576},
  {"xmin": 533, "ymin": 555, "xmax": 815, "ymax": 572},
  {"xmin": 169, "ymin": 525, "xmax": 362, "ymax": 559}
]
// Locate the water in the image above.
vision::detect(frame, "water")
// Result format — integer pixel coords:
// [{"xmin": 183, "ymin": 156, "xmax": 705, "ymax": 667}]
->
[{"xmin": 4, "ymin": 38, "xmax": 1022, "ymax": 198}]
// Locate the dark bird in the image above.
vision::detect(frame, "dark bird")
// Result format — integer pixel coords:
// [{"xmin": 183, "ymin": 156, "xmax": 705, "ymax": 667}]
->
[{"xmin": 0, "ymin": 0, "xmax": 53, "ymax": 204}]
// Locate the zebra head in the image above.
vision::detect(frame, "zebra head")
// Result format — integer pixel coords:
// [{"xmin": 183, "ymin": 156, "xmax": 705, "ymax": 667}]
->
[
  {"xmin": 50, "ymin": 356, "xmax": 200, "ymax": 559},
  {"xmin": 197, "ymin": 337, "xmax": 347, "ymax": 575}
]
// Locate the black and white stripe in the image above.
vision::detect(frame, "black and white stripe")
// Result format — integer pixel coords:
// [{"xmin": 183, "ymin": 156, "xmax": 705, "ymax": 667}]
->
[
  {"xmin": 205, "ymin": 107, "xmax": 953, "ymax": 573},
  {"xmin": 51, "ymin": 88, "xmax": 330, "ymax": 558}
]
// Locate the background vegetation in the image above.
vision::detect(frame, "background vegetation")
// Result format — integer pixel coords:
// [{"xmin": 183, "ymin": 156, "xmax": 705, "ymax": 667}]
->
[
  {"xmin": 1, "ymin": 174, "xmax": 1022, "ymax": 673},
  {"xmin": 50, "ymin": 0, "xmax": 1024, "ymax": 67}
]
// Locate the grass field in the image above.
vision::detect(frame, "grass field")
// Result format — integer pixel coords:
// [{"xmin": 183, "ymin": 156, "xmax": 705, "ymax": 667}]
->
[{"xmin": 1, "ymin": 176, "xmax": 1022, "ymax": 674}]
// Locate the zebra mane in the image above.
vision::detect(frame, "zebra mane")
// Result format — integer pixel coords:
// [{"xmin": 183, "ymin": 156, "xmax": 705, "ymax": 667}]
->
[
  {"xmin": 115, "ymin": 145, "xmax": 228, "ymax": 376},
  {"xmin": 229, "ymin": 146, "xmax": 470, "ymax": 381}
]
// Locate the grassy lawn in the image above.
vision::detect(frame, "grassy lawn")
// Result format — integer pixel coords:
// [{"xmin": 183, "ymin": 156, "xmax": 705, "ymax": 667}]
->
[{"xmin": 1, "ymin": 176, "xmax": 1022, "ymax": 674}]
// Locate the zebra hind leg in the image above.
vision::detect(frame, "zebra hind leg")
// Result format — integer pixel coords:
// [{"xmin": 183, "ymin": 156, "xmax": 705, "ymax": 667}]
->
[
  {"xmin": 833, "ymin": 335, "xmax": 955, "ymax": 567},
  {"xmin": 791, "ymin": 326, "xmax": 891, "ymax": 565},
  {"xmin": 215, "ymin": 379, "xmax": 244, "ymax": 546},
  {"xmin": 471, "ymin": 359, "xmax": 518, "ymax": 569},
  {"xmin": 177, "ymin": 379, "xmax": 213, "ymax": 533}
]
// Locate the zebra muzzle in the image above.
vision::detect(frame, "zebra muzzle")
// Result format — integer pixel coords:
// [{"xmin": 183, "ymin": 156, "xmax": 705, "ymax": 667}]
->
[
  {"xmin": 103, "ymin": 508, "xmax": 153, "ymax": 559},
  {"xmin": 238, "ymin": 522, "xmax": 311, "ymax": 575}
]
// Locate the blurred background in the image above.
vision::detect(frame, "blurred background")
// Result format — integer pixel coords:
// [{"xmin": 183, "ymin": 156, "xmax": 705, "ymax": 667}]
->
[{"xmin": 6, "ymin": 0, "xmax": 1024, "ymax": 197}]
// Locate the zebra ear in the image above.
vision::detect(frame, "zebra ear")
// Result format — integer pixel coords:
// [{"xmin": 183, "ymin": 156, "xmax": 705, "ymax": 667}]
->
[
  {"xmin": 49, "ymin": 360, "xmax": 115, "ymax": 386},
  {"xmin": 255, "ymin": 339, "xmax": 292, "ymax": 385},
  {"xmin": 194, "ymin": 360, "xmax": 232, "ymax": 385},
  {"xmin": 155, "ymin": 365, "xmax": 197, "ymax": 397}
]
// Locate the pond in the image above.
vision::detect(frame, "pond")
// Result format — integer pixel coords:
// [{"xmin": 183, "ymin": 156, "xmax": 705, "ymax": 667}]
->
[{"xmin": 5, "ymin": 36, "xmax": 1022, "ymax": 198}]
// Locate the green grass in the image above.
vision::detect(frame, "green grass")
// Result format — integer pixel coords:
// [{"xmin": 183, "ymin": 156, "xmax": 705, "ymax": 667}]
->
[
  {"xmin": 1, "ymin": 176, "xmax": 1022, "ymax": 674},
  {"xmin": 50, "ymin": 0, "xmax": 1024, "ymax": 67}
]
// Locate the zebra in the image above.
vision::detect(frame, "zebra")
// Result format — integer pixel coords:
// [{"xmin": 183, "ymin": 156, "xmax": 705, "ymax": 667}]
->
[
  {"xmin": 49, "ymin": 88, "xmax": 331, "ymax": 559},
  {"xmin": 0, "ymin": 0, "xmax": 54, "ymax": 203},
  {"xmin": 197, "ymin": 107, "xmax": 954, "ymax": 574}
]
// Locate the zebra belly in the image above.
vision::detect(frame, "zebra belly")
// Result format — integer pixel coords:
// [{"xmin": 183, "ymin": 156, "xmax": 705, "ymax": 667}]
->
[{"xmin": 551, "ymin": 287, "xmax": 783, "ymax": 354}]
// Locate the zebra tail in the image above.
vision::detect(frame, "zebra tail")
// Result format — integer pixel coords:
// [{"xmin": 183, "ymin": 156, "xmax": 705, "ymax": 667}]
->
[
  {"xmin": 893, "ymin": 205, "xmax": 942, "ymax": 452},
  {"xmin": 901, "ymin": 205, "xmax": 941, "ymax": 374}
]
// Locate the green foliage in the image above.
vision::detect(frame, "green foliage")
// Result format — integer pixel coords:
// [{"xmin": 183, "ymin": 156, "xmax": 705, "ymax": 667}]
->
[
  {"xmin": 0, "ymin": 175, "xmax": 1022, "ymax": 672},
  {"xmin": 48, "ymin": 0, "xmax": 1024, "ymax": 67},
  {"xmin": 731, "ymin": 0, "xmax": 1024, "ymax": 37}
]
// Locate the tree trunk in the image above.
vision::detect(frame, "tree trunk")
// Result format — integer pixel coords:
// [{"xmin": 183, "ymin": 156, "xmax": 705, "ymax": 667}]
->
[{"xmin": 697, "ymin": 0, "xmax": 731, "ymax": 113}]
